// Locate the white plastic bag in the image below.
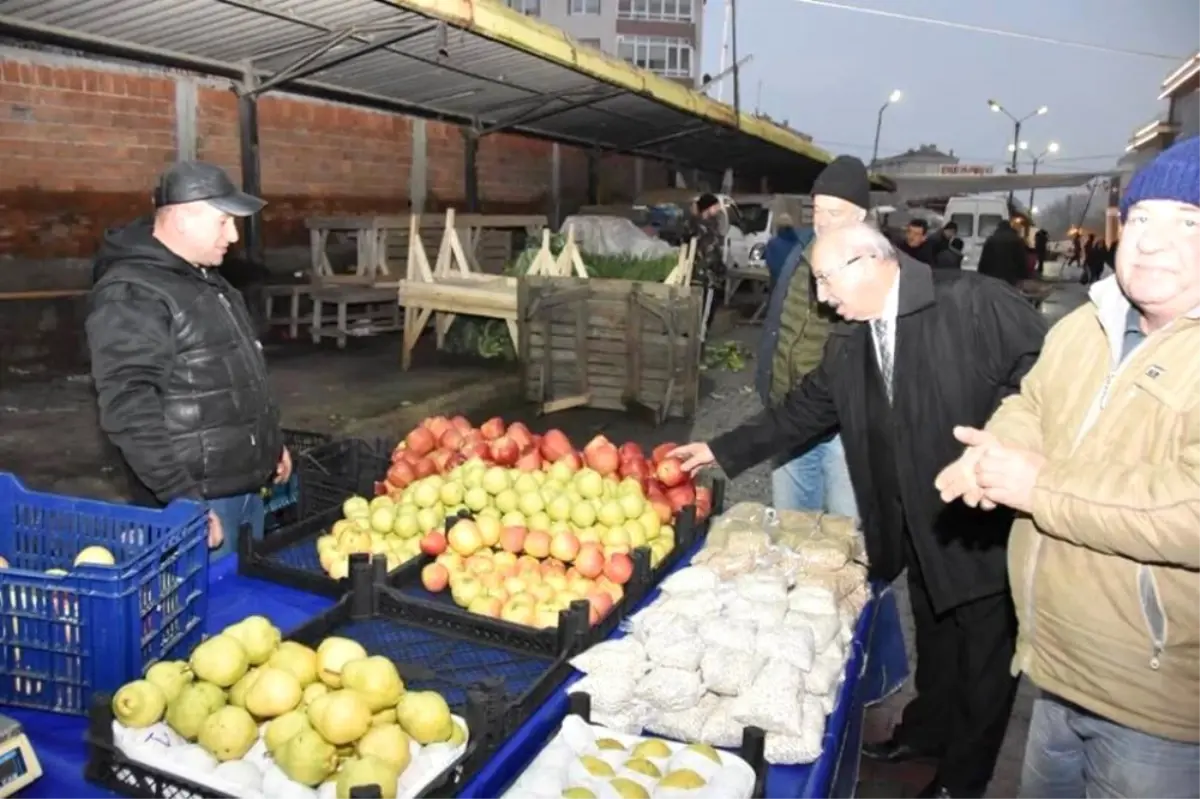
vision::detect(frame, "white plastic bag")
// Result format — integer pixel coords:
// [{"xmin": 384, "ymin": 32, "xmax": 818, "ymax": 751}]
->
[
  {"xmin": 805, "ymin": 648, "xmax": 845, "ymax": 696},
  {"xmin": 755, "ymin": 623, "xmax": 815, "ymax": 672},
  {"xmin": 658, "ymin": 565, "xmax": 720, "ymax": 596},
  {"xmin": 570, "ymin": 637, "xmax": 649, "ymax": 677},
  {"xmin": 591, "ymin": 701, "xmax": 656, "ymax": 735},
  {"xmin": 629, "ymin": 607, "xmax": 696, "ymax": 644},
  {"xmin": 729, "ymin": 658, "xmax": 805, "ymax": 736},
  {"xmin": 734, "ymin": 572, "xmax": 789, "ymax": 605},
  {"xmin": 644, "ymin": 692, "xmax": 720, "ymax": 742},
  {"xmin": 764, "ymin": 695, "xmax": 826, "ymax": 765},
  {"xmin": 643, "ymin": 628, "xmax": 705, "ymax": 672},
  {"xmin": 785, "ymin": 608, "xmax": 841, "ymax": 651},
  {"xmin": 787, "ymin": 584, "xmax": 839, "ymax": 616},
  {"xmin": 697, "ymin": 617, "xmax": 757, "ymax": 654},
  {"xmin": 699, "ymin": 698, "xmax": 745, "ymax": 748},
  {"xmin": 725, "ymin": 596, "xmax": 787, "ymax": 628},
  {"xmin": 634, "ymin": 666, "xmax": 704, "ymax": 712},
  {"xmin": 567, "ymin": 672, "xmax": 637, "ymax": 715},
  {"xmin": 655, "ymin": 591, "xmax": 723, "ymax": 621},
  {"xmin": 700, "ymin": 645, "xmax": 763, "ymax": 696}
]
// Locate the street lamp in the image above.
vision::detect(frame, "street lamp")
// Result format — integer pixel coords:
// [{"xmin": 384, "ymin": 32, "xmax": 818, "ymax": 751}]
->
[
  {"xmin": 988, "ymin": 99, "xmax": 1049, "ymax": 204},
  {"xmin": 1026, "ymin": 141, "xmax": 1059, "ymax": 210},
  {"xmin": 870, "ymin": 89, "xmax": 903, "ymax": 167}
]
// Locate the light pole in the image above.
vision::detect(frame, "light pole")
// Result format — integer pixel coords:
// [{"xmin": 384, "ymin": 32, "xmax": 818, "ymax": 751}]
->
[
  {"xmin": 1024, "ymin": 141, "xmax": 1059, "ymax": 210},
  {"xmin": 988, "ymin": 99, "xmax": 1048, "ymax": 206},
  {"xmin": 870, "ymin": 89, "xmax": 903, "ymax": 168}
]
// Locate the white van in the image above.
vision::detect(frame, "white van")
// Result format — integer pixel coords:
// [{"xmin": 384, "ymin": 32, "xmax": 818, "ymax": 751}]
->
[{"xmin": 942, "ymin": 195, "xmax": 1011, "ymax": 271}]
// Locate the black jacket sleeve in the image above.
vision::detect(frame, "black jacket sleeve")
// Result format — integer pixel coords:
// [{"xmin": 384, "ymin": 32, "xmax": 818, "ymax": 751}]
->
[
  {"xmin": 709, "ymin": 340, "xmax": 841, "ymax": 478},
  {"xmin": 86, "ymin": 281, "xmax": 203, "ymax": 503},
  {"xmin": 973, "ymin": 279, "xmax": 1048, "ymax": 405}
]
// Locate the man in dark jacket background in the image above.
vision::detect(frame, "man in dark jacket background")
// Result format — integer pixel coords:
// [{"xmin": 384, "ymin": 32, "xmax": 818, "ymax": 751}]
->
[
  {"xmin": 684, "ymin": 193, "xmax": 727, "ymax": 336},
  {"xmin": 896, "ymin": 218, "xmax": 937, "ymax": 265},
  {"xmin": 762, "ymin": 212, "xmax": 800, "ymax": 289},
  {"xmin": 977, "ymin": 219, "xmax": 1029, "ymax": 286},
  {"xmin": 673, "ymin": 222, "xmax": 1048, "ymax": 798},
  {"xmin": 86, "ymin": 161, "xmax": 291, "ymax": 559}
]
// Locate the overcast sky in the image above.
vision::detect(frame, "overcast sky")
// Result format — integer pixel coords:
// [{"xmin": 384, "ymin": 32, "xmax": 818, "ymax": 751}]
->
[{"xmin": 701, "ymin": 0, "xmax": 1199, "ymax": 174}]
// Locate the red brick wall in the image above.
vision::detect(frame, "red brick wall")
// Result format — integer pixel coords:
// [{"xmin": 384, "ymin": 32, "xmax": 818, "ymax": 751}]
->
[{"xmin": 0, "ymin": 50, "xmax": 659, "ymax": 260}]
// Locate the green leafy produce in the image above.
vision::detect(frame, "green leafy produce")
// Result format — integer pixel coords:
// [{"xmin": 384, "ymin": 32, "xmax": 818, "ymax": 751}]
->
[{"xmin": 702, "ymin": 341, "xmax": 749, "ymax": 372}]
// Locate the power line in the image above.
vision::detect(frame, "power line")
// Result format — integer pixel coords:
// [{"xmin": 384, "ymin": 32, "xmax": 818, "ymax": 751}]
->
[{"xmin": 788, "ymin": 0, "xmax": 1188, "ymax": 62}]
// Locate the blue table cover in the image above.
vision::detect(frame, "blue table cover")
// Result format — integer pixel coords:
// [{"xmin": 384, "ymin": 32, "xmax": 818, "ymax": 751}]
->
[{"xmin": 7, "ymin": 552, "xmax": 908, "ymax": 799}]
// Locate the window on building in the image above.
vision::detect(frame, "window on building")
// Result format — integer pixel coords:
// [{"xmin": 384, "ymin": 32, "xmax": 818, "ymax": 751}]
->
[
  {"xmin": 617, "ymin": 0, "xmax": 694, "ymax": 22},
  {"xmin": 507, "ymin": 0, "xmax": 541, "ymax": 15},
  {"xmin": 615, "ymin": 35, "xmax": 693, "ymax": 78},
  {"xmin": 569, "ymin": 0, "xmax": 601, "ymax": 13},
  {"xmin": 577, "ymin": 38, "xmax": 603, "ymax": 50}
]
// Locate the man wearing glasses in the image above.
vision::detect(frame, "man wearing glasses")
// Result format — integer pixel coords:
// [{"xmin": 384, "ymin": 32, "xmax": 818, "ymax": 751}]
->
[{"xmin": 670, "ymin": 222, "xmax": 1048, "ymax": 798}]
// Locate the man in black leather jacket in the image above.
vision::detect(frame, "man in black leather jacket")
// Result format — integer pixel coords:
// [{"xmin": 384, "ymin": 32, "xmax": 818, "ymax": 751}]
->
[{"xmin": 86, "ymin": 161, "xmax": 290, "ymax": 559}]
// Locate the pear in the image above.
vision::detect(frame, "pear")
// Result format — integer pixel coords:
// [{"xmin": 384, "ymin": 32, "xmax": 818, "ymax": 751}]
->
[
  {"xmin": 341, "ymin": 656, "xmax": 405, "ymax": 712},
  {"xmin": 189, "ymin": 634, "xmax": 249, "ymax": 687},
  {"xmin": 112, "ymin": 680, "xmax": 167, "ymax": 728},
  {"xmin": 308, "ymin": 689, "xmax": 372, "ymax": 745},
  {"xmin": 192, "ymin": 681, "xmax": 227, "ymax": 711},
  {"xmin": 371, "ymin": 708, "xmax": 397, "ymax": 727},
  {"xmin": 562, "ymin": 789, "xmax": 596, "ymax": 799},
  {"xmin": 144, "ymin": 661, "xmax": 192, "ymax": 703},
  {"xmin": 578, "ymin": 755, "xmax": 615, "ymax": 778},
  {"xmin": 223, "ymin": 615, "xmax": 281, "ymax": 666},
  {"xmin": 658, "ymin": 769, "xmax": 707, "ymax": 789},
  {"xmin": 395, "ymin": 690, "xmax": 453, "ymax": 744},
  {"xmin": 609, "ymin": 778, "xmax": 649, "ymax": 799},
  {"xmin": 448, "ymin": 721, "xmax": 467, "ymax": 747},
  {"xmin": 245, "ymin": 667, "xmax": 302, "ymax": 718},
  {"xmin": 302, "ymin": 682, "xmax": 330, "ymax": 706},
  {"xmin": 595, "ymin": 737, "xmax": 625, "ymax": 751},
  {"xmin": 356, "ymin": 724, "xmax": 412, "ymax": 772},
  {"xmin": 265, "ymin": 709, "xmax": 312, "ymax": 756},
  {"xmin": 630, "ymin": 739, "xmax": 672, "ymax": 760},
  {"xmin": 197, "ymin": 705, "xmax": 258, "ymax": 761},
  {"xmin": 229, "ymin": 667, "xmax": 261, "ymax": 708},
  {"xmin": 624, "ymin": 758, "xmax": 661, "ymax": 778},
  {"xmin": 335, "ymin": 755, "xmax": 400, "ymax": 799},
  {"xmin": 165, "ymin": 682, "xmax": 225, "ymax": 740},
  {"xmin": 684, "ymin": 743, "xmax": 721, "ymax": 764},
  {"xmin": 270, "ymin": 641, "xmax": 320, "ymax": 687},
  {"xmin": 315, "ymin": 637, "xmax": 367, "ymax": 688},
  {"xmin": 277, "ymin": 727, "xmax": 338, "ymax": 787}
]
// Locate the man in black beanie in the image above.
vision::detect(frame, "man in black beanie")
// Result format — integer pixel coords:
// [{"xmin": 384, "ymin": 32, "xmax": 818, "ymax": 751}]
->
[{"xmin": 755, "ymin": 154, "xmax": 871, "ymax": 520}]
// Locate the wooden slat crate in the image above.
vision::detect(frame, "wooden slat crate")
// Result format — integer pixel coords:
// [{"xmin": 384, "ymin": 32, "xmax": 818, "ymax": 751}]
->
[{"xmin": 518, "ymin": 276, "xmax": 703, "ymax": 423}]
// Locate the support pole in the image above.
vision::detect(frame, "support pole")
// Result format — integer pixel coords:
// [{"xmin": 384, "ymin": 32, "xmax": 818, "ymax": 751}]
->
[
  {"xmin": 463, "ymin": 128, "xmax": 480, "ymax": 212},
  {"xmin": 238, "ymin": 72, "xmax": 265, "ymax": 266}
]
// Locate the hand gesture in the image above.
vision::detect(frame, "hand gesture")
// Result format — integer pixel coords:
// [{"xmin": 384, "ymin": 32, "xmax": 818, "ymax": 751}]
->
[
  {"xmin": 975, "ymin": 444, "xmax": 1046, "ymax": 515},
  {"xmin": 935, "ymin": 426, "xmax": 999, "ymax": 510},
  {"xmin": 667, "ymin": 443, "xmax": 716, "ymax": 474},
  {"xmin": 275, "ymin": 447, "xmax": 293, "ymax": 485},
  {"xmin": 207, "ymin": 511, "xmax": 225, "ymax": 549}
]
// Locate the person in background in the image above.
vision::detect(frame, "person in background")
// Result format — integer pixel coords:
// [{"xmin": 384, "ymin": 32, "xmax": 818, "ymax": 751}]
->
[
  {"xmin": 685, "ymin": 193, "xmax": 728, "ymax": 337},
  {"xmin": 978, "ymin": 219, "xmax": 1030, "ymax": 287},
  {"xmin": 87, "ymin": 161, "xmax": 291, "ymax": 559},
  {"xmin": 935, "ymin": 237, "xmax": 965, "ymax": 270},
  {"xmin": 1067, "ymin": 231, "xmax": 1083, "ymax": 268},
  {"xmin": 896, "ymin": 218, "xmax": 937, "ymax": 265},
  {"xmin": 763, "ymin": 212, "xmax": 801, "ymax": 290},
  {"xmin": 1084, "ymin": 233, "xmax": 1107, "ymax": 284},
  {"xmin": 1033, "ymin": 227, "xmax": 1049, "ymax": 275},
  {"xmin": 755, "ymin": 155, "xmax": 870, "ymax": 519},
  {"xmin": 928, "ymin": 220, "xmax": 959, "ymax": 259},
  {"xmin": 673, "ymin": 222, "xmax": 1048, "ymax": 799},
  {"xmin": 936, "ymin": 135, "xmax": 1200, "ymax": 799}
]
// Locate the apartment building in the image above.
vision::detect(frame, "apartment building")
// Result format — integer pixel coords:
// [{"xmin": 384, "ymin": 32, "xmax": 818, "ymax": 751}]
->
[
  {"xmin": 504, "ymin": 0, "xmax": 703, "ymax": 87},
  {"xmin": 1121, "ymin": 51, "xmax": 1199, "ymax": 172}
]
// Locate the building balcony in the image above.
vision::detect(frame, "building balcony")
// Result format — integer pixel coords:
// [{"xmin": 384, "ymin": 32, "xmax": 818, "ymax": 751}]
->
[
  {"xmin": 1159, "ymin": 51, "xmax": 1200, "ymax": 101},
  {"xmin": 1126, "ymin": 118, "xmax": 1178, "ymax": 153}
]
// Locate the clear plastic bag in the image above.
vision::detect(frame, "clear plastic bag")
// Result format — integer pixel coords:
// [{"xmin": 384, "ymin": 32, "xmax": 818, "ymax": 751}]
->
[
  {"xmin": 570, "ymin": 637, "xmax": 649, "ymax": 677},
  {"xmin": 699, "ymin": 698, "xmax": 746, "ymax": 748},
  {"xmin": 734, "ymin": 572, "xmax": 789, "ymax": 605},
  {"xmin": 755, "ymin": 623, "xmax": 815, "ymax": 672},
  {"xmin": 805, "ymin": 647, "xmax": 846, "ymax": 696},
  {"xmin": 634, "ymin": 666, "xmax": 705, "ymax": 712},
  {"xmin": 697, "ymin": 618, "xmax": 757, "ymax": 654},
  {"xmin": 787, "ymin": 584, "xmax": 839, "ymax": 616},
  {"xmin": 725, "ymin": 596, "xmax": 787, "ymax": 628},
  {"xmin": 700, "ymin": 645, "xmax": 763, "ymax": 696},
  {"xmin": 567, "ymin": 672, "xmax": 637, "ymax": 715},
  {"xmin": 655, "ymin": 591, "xmax": 723, "ymax": 621},
  {"xmin": 658, "ymin": 565, "xmax": 720, "ymax": 596},
  {"xmin": 591, "ymin": 701, "xmax": 656, "ymax": 735},
  {"xmin": 764, "ymin": 695, "xmax": 826, "ymax": 765},
  {"xmin": 785, "ymin": 608, "xmax": 841, "ymax": 651},
  {"xmin": 629, "ymin": 607, "xmax": 696, "ymax": 645},
  {"xmin": 729, "ymin": 658, "xmax": 806, "ymax": 737},
  {"xmin": 644, "ymin": 692, "xmax": 720, "ymax": 742}
]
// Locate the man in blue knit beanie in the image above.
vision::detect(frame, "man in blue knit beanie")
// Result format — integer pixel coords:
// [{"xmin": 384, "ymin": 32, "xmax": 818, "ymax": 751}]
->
[{"xmin": 936, "ymin": 135, "xmax": 1200, "ymax": 798}]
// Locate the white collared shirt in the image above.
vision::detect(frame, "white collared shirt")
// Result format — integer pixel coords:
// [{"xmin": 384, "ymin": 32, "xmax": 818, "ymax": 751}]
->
[{"xmin": 871, "ymin": 272, "xmax": 901, "ymax": 368}]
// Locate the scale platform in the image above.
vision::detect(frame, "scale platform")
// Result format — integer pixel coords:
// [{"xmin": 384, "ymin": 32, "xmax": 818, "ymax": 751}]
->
[{"xmin": 0, "ymin": 714, "xmax": 41, "ymax": 798}]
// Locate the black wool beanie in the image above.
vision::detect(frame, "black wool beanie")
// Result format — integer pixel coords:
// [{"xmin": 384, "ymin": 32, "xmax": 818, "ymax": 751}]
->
[{"xmin": 812, "ymin": 155, "xmax": 871, "ymax": 211}]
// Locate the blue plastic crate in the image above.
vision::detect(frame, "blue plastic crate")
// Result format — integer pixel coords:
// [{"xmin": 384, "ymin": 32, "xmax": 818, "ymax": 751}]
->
[{"xmin": 0, "ymin": 473, "xmax": 209, "ymax": 715}]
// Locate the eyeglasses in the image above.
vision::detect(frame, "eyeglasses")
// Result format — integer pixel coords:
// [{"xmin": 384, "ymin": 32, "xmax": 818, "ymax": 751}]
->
[{"xmin": 812, "ymin": 254, "xmax": 871, "ymax": 287}]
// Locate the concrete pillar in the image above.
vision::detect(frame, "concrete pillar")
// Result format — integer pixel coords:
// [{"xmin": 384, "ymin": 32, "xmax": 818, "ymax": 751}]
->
[
  {"xmin": 174, "ymin": 78, "xmax": 197, "ymax": 162},
  {"xmin": 410, "ymin": 118, "xmax": 428, "ymax": 213},
  {"xmin": 551, "ymin": 143, "xmax": 561, "ymax": 228},
  {"xmin": 634, "ymin": 157, "xmax": 644, "ymax": 196}
]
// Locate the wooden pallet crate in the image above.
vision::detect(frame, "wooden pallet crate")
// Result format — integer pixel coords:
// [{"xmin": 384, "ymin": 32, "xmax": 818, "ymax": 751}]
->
[{"xmin": 518, "ymin": 276, "xmax": 703, "ymax": 423}]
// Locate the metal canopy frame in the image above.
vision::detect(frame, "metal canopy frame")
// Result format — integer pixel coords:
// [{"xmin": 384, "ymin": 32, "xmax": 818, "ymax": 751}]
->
[{"xmin": 0, "ymin": 0, "xmax": 870, "ymax": 263}]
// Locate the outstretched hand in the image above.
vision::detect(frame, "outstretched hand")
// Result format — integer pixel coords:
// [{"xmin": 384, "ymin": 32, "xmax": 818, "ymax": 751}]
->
[
  {"xmin": 667, "ymin": 442, "xmax": 716, "ymax": 474},
  {"xmin": 935, "ymin": 426, "xmax": 998, "ymax": 510}
]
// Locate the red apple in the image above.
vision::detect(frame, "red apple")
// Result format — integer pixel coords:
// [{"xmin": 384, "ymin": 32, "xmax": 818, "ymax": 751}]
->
[
  {"xmin": 618, "ymin": 442, "xmax": 644, "ymax": 463},
  {"xmin": 619, "ymin": 457, "xmax": 650, "ymax": 483},
  {"xmin": 508, "ymin": 422, "xmax": 535, "ymax": 452},
  {"xmin": 575, "ymin": 543, "xmax": 605, "ymax": 579},
  {"xmin": 480, "ymin": 417, "xmax": 507, "ymax": 441},
  {"xmin": 398, "ymin": 448, "xmax": 421, "ymax": 467},
  {"xmin": 439, "ymin": 427, "xmax": 464, "ymax": 451},
  {"xmin": 421, "ymin": 562, "xmax": 450, "ymax": 592},
  {"xmin": 695, "ymin": 486, "xmax": 713, "ymax": 520},
  {"xmin": 515, "ymin": 449, "xmax": 543, "ymax": 472},
  {"xmin": 603, "ymin": 552, "xmax": 634, "ymax": 585},
  {"xmin": 665, "ymin": 483, "xmax": 696, "ymax": 513},
  {"xmin": 539, "ymin": 429, "xmax": 573, "ymax": 462},
  {"xmin": 490, "ymin": 436, "xmax": 520, "ymax": 466},
  {"xmin": 556, "ymin": 451, "xmax": 583, "ymax": 472},
  {"xmin": 461, "ymin": 440, "xmax": 491, "ymax": 460},
  {"xmin": 420, "ymin": 531, "xmax": 448, "ymax": 556},
  {"xmin": 650, "ymin": 497, "xmax": 673, "ymax": 524},
  {"xmin": 387, "ymin": 461, "xmax": 415, "ymax": 487},
  {"xmin": 373, "ymin": 480, "xmax": 389, "ymax": 497},
  {"xmin": 451, "ymin": 415, "xmax": 473, "ymax": 432},
  {"xmin": 406, "ymin": 426, "xmax": 436, "ymax": 457},
  {"xmin": 585, "ymin": 443, "xmax": 621, "ymax": 477},
  {"xmin": 500, "ymin": 526, "xmax": 527, "ymax": 554},
  {"xmin": 523, "ymin": 530, "xmax": 551, "ymax": 559},
  {"xmin": 413, "ymin": 457, "xmax": 436, "ymax": 479},
  {"xmin": 584, "ymin": 434, "xmax": 613, "ymax": 455},
  {"xmin": 425, "ymin": 416, "xmax": 452, "ymax": 442},
  {"xmin": 651, "ymin": 442, "xmax": 679, "ymax": 465},
  {"xmin": 655, "ymin": 457, "xmax": 688, "ymax": 488},
  {"xmin": 430, "ymin": 449, "xmax": 456, "ymax": 473}
]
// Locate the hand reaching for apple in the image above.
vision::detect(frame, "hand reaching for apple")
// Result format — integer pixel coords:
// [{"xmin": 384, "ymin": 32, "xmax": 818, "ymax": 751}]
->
[{"xmin": 668, "ymin": 443, "xmax": 716, "ymax": 475}]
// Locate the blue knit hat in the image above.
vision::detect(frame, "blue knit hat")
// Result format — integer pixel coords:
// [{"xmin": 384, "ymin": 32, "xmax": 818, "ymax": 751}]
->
[{"xmin": 1120, "ymin": 136, "xmax": 1200, "ymax": 219}]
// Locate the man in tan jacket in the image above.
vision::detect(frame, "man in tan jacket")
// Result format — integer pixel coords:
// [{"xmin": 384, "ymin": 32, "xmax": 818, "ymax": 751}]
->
[{"xmin": 937, "ymin": 136, "xmax": 1200, "ymax": 798}]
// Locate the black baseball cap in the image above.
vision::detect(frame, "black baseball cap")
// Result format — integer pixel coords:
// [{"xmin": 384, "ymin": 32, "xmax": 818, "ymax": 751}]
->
[{"xmin": 153, "ymin": 161, "xmax": 266, "ymax": 217}]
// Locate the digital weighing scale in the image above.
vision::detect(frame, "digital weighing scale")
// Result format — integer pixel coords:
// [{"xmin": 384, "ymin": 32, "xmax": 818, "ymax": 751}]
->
[{"xmin": 0, "ymin": 714, "xmax": 41, "ymax": 797}]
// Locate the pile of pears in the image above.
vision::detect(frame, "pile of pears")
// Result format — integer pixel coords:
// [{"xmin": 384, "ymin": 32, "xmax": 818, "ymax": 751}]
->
[{"xmin": 111, "ymin": 615, "xmax": 466, "ymax": 799}]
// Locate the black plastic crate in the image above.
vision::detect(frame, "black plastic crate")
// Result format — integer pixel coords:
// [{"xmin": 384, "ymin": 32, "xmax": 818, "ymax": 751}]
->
[
  {"xmin": 263, "ymin": 428, "xmax": 335, "ymax": 533},
  {"xmin": 239, "ymin": 504, "xmax": 423, "ymax": 598},
  {"xmin": 293, "ymin": 437, "xmax": 393, "ymax": 514}
]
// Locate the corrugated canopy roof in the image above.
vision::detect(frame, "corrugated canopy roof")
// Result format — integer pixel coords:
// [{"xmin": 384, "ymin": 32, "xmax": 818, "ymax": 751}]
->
[{"xmin": 0, "ymin": 0, "xmax": 889, "ymax": 192}]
